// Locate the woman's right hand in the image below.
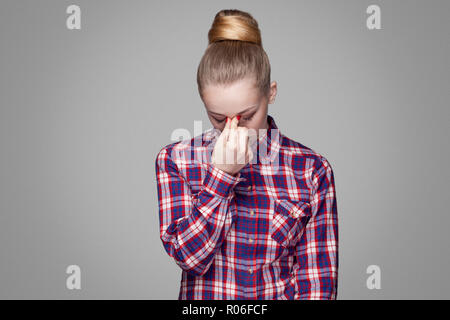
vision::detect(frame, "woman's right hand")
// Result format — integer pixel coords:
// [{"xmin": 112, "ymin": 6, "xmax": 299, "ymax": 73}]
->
[{"xmin": 211, "ymin": 116, "xmax": 254, "ymax": 176}]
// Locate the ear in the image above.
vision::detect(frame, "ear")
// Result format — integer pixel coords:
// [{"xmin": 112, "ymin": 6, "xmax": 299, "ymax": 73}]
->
[{"xmin": 268, "ymin": 81, "xmax": 277, "ymax": 104}]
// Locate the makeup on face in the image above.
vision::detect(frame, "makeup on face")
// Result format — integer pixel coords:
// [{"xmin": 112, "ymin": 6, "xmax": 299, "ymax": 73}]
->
[
  {"xmin": 209, "ymin": 105, "xmax": 258, "ymax": 124},
  {"xmin": 226, "ymin": 115, "xmax": 241, "ymax": 124}
]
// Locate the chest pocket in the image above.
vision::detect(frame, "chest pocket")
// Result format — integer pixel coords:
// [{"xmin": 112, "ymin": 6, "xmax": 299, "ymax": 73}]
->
[{"xmin": 270, "ymin": 199, "xmax": 312, "ymax": 248}]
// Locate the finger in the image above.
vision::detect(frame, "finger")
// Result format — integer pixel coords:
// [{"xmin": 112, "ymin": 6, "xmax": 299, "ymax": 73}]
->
[
  {"xmin": 245, "ymin": 134, "xmax": 249, "ymax": 162},
  {"xmin": 236, "ymin": 128, "xmax": 249, "ymax": 164},
  {"xmin": 241, "ymin": 129, "xmax": 249, "ymax": 165},
  {"xmin": 244, "ymin": 133, "xmax": 252, "ymax": 164},
  {"xmin": 222, "ymin": 129, "xmax": 228, "ymax": 150},
  {"xmin": 237, "ymin": 127, "xmax": 248, "ymax": 154},
  {"xmin": 230, "ymin": 116, "xmax": 239, "ymax": 130},
  {"xmin": 227, "ymin": 116, "xmax": 239, "ymax": 145},
  {"xmin": 234, "ymin": 128, "xmax": 241, "ymax": 164},
  {"xmin": 225, "ymin": 116, "xmax": 232, "ymax": 129},
  {"xmin": 222, "ymin": 117, "xmax": 231, "ymax": 142},
  {"xmin": 235, "ymin": 127, "xmax": 239, "ymax": 149},
  {"xmin": 228, "ymin": 126, "xmax": 237, "ymax": 149}
]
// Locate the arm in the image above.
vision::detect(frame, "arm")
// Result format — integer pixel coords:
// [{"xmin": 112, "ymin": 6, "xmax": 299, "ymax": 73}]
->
[
  {"xmin": 155, "ymin": 146, "xmax": 243, "ymax": 276},
  {"xmin": 293, "ymin": 156, "xmax": 339, "ymax": 299}
]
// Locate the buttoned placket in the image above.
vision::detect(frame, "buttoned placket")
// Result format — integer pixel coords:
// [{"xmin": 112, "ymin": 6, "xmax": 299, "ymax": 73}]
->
[{"xmin": 245, "ymin": 163, "xmax": 257, "ymax": 299}]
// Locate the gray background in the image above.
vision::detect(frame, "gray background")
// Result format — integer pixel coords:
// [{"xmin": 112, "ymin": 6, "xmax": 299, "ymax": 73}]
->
[{"xmin": 0, "ymin": 0, "xmax": 449, "ymax": 299}]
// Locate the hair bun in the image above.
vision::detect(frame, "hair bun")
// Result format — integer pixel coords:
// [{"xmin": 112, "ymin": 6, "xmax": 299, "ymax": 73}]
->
[{"xmin": 208, "ymin": 9, "xmax": 262, "ymax": 46}]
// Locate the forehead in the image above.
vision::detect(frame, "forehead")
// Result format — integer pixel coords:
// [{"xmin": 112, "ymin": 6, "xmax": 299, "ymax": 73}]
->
[{"xmin": 202, "ymin": 78, "xmax": 261, "ymax": 114}]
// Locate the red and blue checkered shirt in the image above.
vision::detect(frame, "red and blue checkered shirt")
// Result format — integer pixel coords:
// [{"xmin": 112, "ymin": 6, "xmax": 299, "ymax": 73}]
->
[{"xmin": 155, "ymin": 115, "xmax": 338, "ymax": 299}]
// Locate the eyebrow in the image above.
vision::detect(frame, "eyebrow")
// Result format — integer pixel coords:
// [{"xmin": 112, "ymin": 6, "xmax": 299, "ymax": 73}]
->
[{"xmin": 208, "ymin": 104, "xmax": 258, "ymax": 117}]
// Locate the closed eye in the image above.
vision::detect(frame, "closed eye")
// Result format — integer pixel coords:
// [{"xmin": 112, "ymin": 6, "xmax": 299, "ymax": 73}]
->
[
  {"xmin": 211, "ymin": 113, "xmax": 254, "ymax": 122},
  {"xmin": 213, "ymin": 117, "xmax": 226, "ymax": 123}
]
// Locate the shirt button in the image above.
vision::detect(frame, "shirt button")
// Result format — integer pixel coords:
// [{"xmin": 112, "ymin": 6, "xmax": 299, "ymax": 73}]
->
[
  {"xmin": 249, "ymin": 268, "xmax": 253, "ymax": 274},
  {"xmin": 247, "ymin": 185, "xmax": 252, "ymax": 191},
  {"xmin": 248, "ymin": 237, "xmax": 254, "ymax": 244},
  {"xmin": 250, "ymin": 210, "xmax": 255, "ymax": 216}
]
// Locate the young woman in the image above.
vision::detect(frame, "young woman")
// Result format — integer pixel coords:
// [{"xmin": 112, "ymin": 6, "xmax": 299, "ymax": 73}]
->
[{"xmin": 155, "ymin": 9, "xmax": 338, "ymax": 300}]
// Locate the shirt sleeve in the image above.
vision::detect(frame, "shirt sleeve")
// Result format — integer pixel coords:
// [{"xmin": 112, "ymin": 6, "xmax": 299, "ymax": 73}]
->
[
  {"xmin": 293, "ymin": 156, "xmax": 339, "ymax": 299},
  {"xmin": 155, "ymin": 146, "xmax": 243, "ymax": 276}
]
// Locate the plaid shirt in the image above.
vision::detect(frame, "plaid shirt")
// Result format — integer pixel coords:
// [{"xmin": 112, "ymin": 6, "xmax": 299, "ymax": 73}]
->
[{"xmin": 155, "ymin": 115, "xmax": 338, "ymax": 300}]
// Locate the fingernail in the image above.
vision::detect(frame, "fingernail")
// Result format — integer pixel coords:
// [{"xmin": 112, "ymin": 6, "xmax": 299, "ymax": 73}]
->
[{"xmin": 236, "ymin": 115, "xmax": 241, "ymax": 121}]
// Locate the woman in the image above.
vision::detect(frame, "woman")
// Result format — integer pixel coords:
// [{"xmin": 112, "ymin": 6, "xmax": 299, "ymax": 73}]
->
[{"xmin": 155, "ymin": 9, "xmax": 338, "ymax": 300}]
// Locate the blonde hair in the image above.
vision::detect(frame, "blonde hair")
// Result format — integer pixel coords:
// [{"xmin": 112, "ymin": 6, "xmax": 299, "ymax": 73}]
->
[{"xmin": 197, "ymin": 9, "xmax": 271, "ymax": 99}]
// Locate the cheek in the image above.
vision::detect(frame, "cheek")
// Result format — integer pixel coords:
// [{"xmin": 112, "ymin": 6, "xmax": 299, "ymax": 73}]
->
[
  {"xmin": 242, "ymin": 121, "xmax": 259, "ymax": 132},
  {"xmin": 244, "ymin": 115, "xmax": 266, "ymax": 133},
  {"xmin": 210, "ymin": 120, "xmax": 225, "ymax": 131},
  {"xmin": 249, "ymin": 113, "xmax": 265, "ymax": 127},
  {"xmin": 207, "ymin": 117, "xmax": 222, "ymax": 129}
]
